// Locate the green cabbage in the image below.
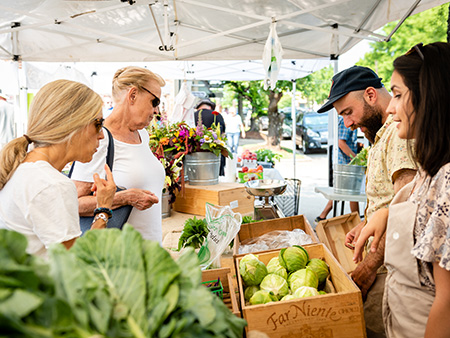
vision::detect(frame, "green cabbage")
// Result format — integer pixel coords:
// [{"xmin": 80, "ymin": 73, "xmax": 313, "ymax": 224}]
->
[
  {"xmin": 280, "ymin": 294, "xmax": 297, "ymax": 301},
  {"xmin": 293, "ymin": 286, "xmax": 319, "ymax": 298},
  {"xmin": 244, "ymin": 285, "xmax": 260, "ymax": 302},
  {"xmin": 266, "ymin": 257, "xmax": 288, "ymax": 279},
  {"xmin": 259, "ymin": 274, "xmax": 289, "ymax": 299},
  {"xmin": 288, "ymin": 267, "xmax": 319, "ymax": 292},
  {"xmin": 249, "ymin": 290, "xmax": 278, "ymax": 305},
  {"xmin": 306, "ymin": 258, "xmax": 330, "ymax": 284},
  {"xmin": 239, "ymin": 254, "xmax": 268, "ymax": 286},
  {"xmin": 278, "ymin": 245, "xmax": 309, "ymax": 272}
]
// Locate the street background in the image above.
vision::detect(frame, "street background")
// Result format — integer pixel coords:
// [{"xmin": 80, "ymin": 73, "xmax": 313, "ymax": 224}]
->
[{"xmin": 238, "ymin": 138, "xmax": 364, "ymax": 227}]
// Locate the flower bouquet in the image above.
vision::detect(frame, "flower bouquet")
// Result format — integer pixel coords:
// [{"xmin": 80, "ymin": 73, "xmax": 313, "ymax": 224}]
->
[{"xmin": 148, "ymin": 120, "xmax": 191, "ymax": 204}]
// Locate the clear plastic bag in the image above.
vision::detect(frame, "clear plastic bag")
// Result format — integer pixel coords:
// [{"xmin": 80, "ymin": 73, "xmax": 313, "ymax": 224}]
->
[
  {"xmin": 238, "ymin": 229, "xmax": 314, "ymax": 254},
  {"xmin": 198, "ymin": 203, "xmax": 242, "ymax": 270}
]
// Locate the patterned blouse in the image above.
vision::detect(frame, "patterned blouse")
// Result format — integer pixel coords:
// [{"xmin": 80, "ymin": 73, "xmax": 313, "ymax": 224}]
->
[{"xmin": 410, "ymin": 163, "xmax": 450, "ymax": 290}]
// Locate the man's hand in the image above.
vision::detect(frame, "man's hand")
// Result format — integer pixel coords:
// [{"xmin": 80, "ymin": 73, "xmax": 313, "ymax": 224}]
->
[
  {"xmin": 345, "ymin": 220, "xmax": 365, "ymax": 249},
  {"xmin": 351, "ymin": 261, "xmax": 378, "ymax": 300}
]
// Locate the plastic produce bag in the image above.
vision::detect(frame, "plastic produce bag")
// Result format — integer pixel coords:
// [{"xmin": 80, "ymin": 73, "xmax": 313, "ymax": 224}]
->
[
  {"xmin": 198, "ymin": 203, "xmax": 242, "ymax": 270},
  {"xmin": 238, "ymin": 229, "xmax": 314, "ymax": 254}
]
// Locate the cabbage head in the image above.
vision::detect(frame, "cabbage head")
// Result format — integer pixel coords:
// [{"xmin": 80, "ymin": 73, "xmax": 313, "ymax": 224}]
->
[
  {"xmin": 293, "ymin": 286, "xmax": 319, "ymax": 298},
  {"xmin": 278, "ymin": 245, "xmax": 309, "ymax": 272},
  {"xmin": 260, "ymin": 274, "xmax": 289, "ymax": 300},
  {"xmin": 266, "ymin": 257, "xmax": 288, "ymax": 280},
  {"xmin": 307, "ymin": 258, "xmax": 330, "ymax": 284},
  {"xmin": 244, "ymin": 285, "xmax": 260, "ymax": 302},
  {"xmin": 239, "ymin": 254, "xmax": 267, "ymax": 286},
  {"xmin": 280, "ymin": 294, "xmax": 297, "ymax": 301},
  {"xmin": 288, "ymin": 267, "xmax": 318, "ymax": 292},
  {"xmin": 249, "ymin": 290, "xmax": 278, "ymax": 305},
  {"xmin": 319, "ymin": 291, "xmax": 327, "ymax": 295}
]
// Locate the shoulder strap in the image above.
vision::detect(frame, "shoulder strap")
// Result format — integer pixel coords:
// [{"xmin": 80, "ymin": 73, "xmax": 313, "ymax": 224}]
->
[{"xmin": 68, "ymin": 126, "xmax": 115, "ymax": 178}]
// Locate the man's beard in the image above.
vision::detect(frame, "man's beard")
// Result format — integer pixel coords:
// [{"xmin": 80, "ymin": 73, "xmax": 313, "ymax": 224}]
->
[{"xmin": 355, "ymin": 101, "xmax": 384, "ymax": 144}]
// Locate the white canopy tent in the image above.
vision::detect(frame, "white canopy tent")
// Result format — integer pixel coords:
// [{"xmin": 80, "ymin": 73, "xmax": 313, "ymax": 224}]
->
[{"xmin": 0, "ymin": 0, "xmax": 447, "ymax": 177}]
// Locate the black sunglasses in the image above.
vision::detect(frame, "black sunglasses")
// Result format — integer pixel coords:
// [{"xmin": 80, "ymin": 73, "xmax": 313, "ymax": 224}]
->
[
  {"xmin": 406, "ymin": 42, "xmax": 424, "ymax": 61},
  {"xmin": 93, "ymin": 117, "xmax": 104, "ymax": 133},
  {"xmin": 141, "ymin": 86, "xmax": 161, "ymax": 108}
]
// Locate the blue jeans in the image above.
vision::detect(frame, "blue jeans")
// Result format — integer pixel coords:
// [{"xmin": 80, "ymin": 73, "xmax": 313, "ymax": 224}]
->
[{"xmin": 227, "ymin": 132, "xmax": 240, "ymax": 154}]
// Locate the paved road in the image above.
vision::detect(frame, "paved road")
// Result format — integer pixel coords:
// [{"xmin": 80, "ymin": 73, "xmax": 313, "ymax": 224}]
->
[{"xmin": 238, "ymin": 138, "xmax": 363, "ymax": 227}]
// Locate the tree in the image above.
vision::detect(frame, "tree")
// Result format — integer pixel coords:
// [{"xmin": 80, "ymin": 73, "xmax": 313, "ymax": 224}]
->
[
  {"xmin": 357, "ymin": 4, "xmax": 448, "ymax": 85},
  {"xmin": 296, "ymin": 66, "xmax": 334, "ymax": 107}
]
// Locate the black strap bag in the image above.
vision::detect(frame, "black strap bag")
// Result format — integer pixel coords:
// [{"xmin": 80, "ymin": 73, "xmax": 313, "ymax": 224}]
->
[{"xmin": 69, "ymin": 127, "xmax": 133, "ymax": 235}]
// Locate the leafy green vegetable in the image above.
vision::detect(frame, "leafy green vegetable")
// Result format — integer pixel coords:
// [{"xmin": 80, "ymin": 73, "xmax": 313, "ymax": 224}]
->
[
  {"xmin": 242, "ymin": 216, "xmax": 258, "ymax": 224},
  {"xmin": 255, "ymin": 149, "xmax": 282, "ymax": 165},
  {"xmin": 349, "ymin": 146, "xmax": 370, "ymax": 167},
  {"xmin": 0, "ymin": 227, "xmax": 247, "ymax": 337},
  {"xmin": 178, "ymin": 216, "xmax": 209, "ymax": 251}
]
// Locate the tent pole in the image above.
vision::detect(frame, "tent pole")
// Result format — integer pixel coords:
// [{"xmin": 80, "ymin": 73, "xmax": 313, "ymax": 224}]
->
[{"xmin": 291, "ymin": 80, "xmax": 296, "ymax": 180}]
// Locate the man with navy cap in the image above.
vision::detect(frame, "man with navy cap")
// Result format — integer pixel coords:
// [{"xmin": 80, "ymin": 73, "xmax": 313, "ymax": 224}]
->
[{"xmin": 318, "ymin": 66, "xmax": 416, "ymax": 338}]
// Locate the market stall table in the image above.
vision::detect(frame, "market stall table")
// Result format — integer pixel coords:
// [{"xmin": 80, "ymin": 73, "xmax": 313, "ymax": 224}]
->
[{"xmin": 314, "ymin": 186, "xmax": 366, "ymax": 217}]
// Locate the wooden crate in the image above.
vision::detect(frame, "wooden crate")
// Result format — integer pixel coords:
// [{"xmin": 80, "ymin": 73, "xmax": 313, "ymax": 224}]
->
[
  {"xmin": 235, "ymin": 244, "xmax": 366, "ymax": 338},
  {"xmin": 173, "ymin": 182, "xmax": 254, "ymax": 216},
  {"xmin": 233, "ymin": 215, "xmax": 319, "ymax": 256},
  {"xmin": 315, "ymin": 212, "xmax": 362, "ymax": 274},
  {"xmin": 202, "ymin": 267, "xmax": 241, "ymax": 318}
]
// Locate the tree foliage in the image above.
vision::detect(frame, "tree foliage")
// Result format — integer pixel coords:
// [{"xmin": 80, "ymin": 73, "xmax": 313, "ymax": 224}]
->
[{"xmin": 357, "ymin": 4, "xmax": 448, "ymax": 86}]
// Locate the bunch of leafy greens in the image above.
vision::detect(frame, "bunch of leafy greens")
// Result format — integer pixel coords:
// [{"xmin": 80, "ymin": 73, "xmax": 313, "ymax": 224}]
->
[
  {"xmin": 0, "ymin": 226, "xmax": 246, "ymax": 337},
  {"xmin": 178, "ymin": 216, "xmax": 209, "ymax": 251},
  {"xmin": 242, "ymin": 216, "xmax": 258, "ymax": 224},
  {"xmin": 349, "ymin": 146, "xmax": 370, "ymax": 167},
  {"xmin": 254, "ymin": 149, "xmax": 282, "ymax": 166}
]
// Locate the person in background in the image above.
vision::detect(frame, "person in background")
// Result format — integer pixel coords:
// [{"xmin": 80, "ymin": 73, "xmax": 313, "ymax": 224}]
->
[
  {"xmin": 102, "ymin": 94, "xmax": 114, "ymax": 119},
  {"xmin": 315, "ymin": 115, "xmax": 359, "ymax": 224},
  {"xmin": 0, "ymin": 89, "xmax": 15, "ymax": 150},
  {"xmin": 317, "ymin": 65, "xmax": 416, "ymax": 338},
  {"xmin": 194, "ymin": 98, "xmax": 226, "ymax": 175},
  {"xmin": 353, "ymin": 42, "xmax": 450, "ymax": 338},
  {"xmin": 0, "ymin": 80, "xmax": 116, "ymax": 258},
  {"xmin": 225, "ymin": 107, "xmax": 246, "ymax": 155},
  {"xmin": 71, "ymin": 66, "xmax": 165, "ymax": 243}
]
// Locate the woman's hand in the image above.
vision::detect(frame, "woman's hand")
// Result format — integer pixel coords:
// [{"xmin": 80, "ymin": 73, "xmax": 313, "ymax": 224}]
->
[
  {"xmin": 353, "ymin": 208, "xmax": 389, "ymax": 263},
  {"xmin": 345, "ymin": 220, "xmax": 365, "ymax": 249},
  {"xmin": 92, "ymin": 164, "xmax": 116, "ymax": 209}
]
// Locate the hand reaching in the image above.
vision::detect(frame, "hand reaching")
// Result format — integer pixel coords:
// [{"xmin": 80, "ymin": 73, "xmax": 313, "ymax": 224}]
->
[{"xmin": 92, "ymin": 164, "xmax": 116, "ymax": 209}]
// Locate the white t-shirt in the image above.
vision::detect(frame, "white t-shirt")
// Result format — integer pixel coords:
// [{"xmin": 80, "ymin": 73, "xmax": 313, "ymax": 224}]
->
[
  {"xmin": 0, "ymin": 161, "xmax": 81, "ymax": 258},
  {"xmin": 225, "ymin": 114, "xmax": 243, "ymax": 133},
  {"xmin": 70, "ymin": 129, "xmax": 165, "ymax": 243}
]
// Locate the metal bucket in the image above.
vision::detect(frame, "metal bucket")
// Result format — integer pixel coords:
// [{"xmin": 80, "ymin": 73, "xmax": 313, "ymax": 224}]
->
[
  {"xmin": 333, "ymin": 164, "xmax": 365, "ymax": 195},
  {"xmin": 185, "ymin": 152, "xmax": 220, "ymax": 185},
  {"xmin": 161, "ymin": 191, "xmax": 171, "ymax": 219}
]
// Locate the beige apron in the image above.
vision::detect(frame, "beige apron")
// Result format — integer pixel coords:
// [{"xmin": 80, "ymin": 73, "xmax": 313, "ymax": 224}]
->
[{"xmin": 383, "ymin": 182, "xmax": 435, "ymax": 338}]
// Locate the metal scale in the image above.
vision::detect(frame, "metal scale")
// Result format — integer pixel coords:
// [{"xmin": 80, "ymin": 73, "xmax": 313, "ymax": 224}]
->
[{"xmin": 244, "ymin": 179, "xmax": 288, "ymax": 220}]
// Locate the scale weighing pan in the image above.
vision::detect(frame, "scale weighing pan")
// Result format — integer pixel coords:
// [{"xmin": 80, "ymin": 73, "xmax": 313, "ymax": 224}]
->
[{"xmin": 244, "ymin": 179, "xmax": 287, "ymax": 197}]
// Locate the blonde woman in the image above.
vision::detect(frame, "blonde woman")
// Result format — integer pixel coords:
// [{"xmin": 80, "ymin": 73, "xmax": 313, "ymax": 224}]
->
[
  {"xmin": 71, "ymin": 66, "xmax": 166, "ymax": 243},
  {"xmin": 0, "ymin": 80, "xmax": 116, "ymax": 258}
]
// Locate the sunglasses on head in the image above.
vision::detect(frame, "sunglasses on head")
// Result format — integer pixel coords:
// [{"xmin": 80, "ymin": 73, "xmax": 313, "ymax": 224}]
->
[
  {"xmin": 406, "ymin": 43, "xmax": 425, "ymax": 61},
  {"xmin": 93, "ymin": 117, "xmax": 104, "ymax": 133},
  {"xmin": 141, "ymin": 86, "xmax": 161, "ymax": 108}
]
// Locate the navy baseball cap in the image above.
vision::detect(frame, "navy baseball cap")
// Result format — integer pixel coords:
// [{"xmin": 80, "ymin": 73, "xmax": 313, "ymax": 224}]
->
[{"xmin": 318, "ymin": 66, "xmax": 383, "ymax": 113}]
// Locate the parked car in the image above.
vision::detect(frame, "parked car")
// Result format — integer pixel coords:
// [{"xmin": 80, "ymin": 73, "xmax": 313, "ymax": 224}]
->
[
  {"xmin": 295, "ymin": 111, "xmax": 328, "ymax": 154},
  {"xmin": 259, "ymin": 116, "xmax": 269, "ymax": 130}
]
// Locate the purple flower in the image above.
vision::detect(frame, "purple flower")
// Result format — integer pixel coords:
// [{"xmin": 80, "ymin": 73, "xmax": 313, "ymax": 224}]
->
[{"xmin": 212, "ymin": 131, "xmax": 217, "ymax": 140}]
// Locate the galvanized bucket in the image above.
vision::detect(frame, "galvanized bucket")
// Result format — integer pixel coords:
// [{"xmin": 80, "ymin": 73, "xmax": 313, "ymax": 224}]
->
[
  {"xmin": 161, "ymin": 191, "xmax": 171, "ymax": 219},
  {"xmin": 185, "ymin": 152, "xmax": 220, "ymax": 185},
  {"xmin": 333, "ymin": 164, "xmax": 366, "ymax": 195}
]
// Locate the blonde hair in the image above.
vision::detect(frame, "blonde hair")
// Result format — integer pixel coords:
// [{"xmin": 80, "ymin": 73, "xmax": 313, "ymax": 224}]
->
[
  {"xmin": 112, "ymin": 66, "xmax": 165, "ymax": 100},
  {"xmin": 0, "ymin": 79, "xmax": 102, "ymax": 189}
]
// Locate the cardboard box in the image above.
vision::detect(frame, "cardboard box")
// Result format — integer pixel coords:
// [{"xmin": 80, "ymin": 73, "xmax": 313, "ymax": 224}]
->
[
  {"xmin": 315, "ymin": 212, "xmax": 362, "ymax": 274},
  {"xmin": 233, "ymin": 215, "xmax": 319, "ymax": 256},
  {"xmin": 202, "ymin": 267, "xmax": 241, "ymax": 318},
  {"xmin": 173, "ymin": 182, "xmax": 254, "ymax": 216},
  {"xmin": 235, "ymin": 244, "xmax": 366, "ymax": 338},
  {"xmin": 237, "ymin": 171, "xmax": 263, "ymax": 183}
]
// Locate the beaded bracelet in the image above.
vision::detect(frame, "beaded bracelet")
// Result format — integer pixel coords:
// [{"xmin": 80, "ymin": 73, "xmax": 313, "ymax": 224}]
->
[{"xmin": 94, "ymin": 207, "xmax": 113, "ymax": 219}]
